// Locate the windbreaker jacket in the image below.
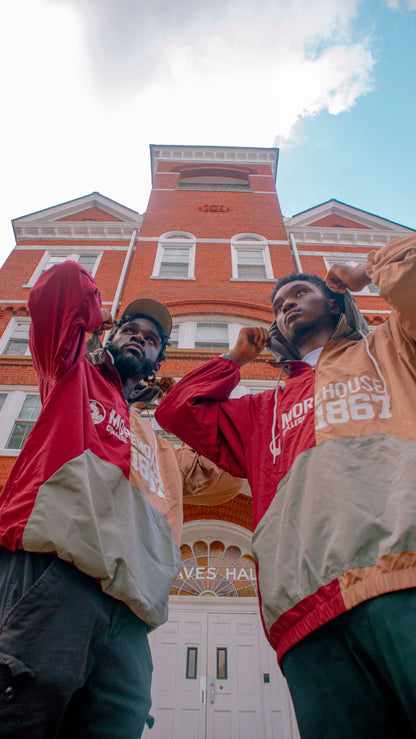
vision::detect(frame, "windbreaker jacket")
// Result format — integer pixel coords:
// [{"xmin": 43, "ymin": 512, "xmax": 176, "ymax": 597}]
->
[
  {"xmin": 0, "ymin": 261, "xmax": 241, "ymax": 628},
  {"xmin": 156, "ymin": 235, "xmax": 416, "ymax": 660}
]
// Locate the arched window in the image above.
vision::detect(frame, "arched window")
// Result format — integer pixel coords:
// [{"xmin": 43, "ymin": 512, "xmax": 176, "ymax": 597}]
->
[
  {"xmin": 231, "ymin": 234, "xmax": 273, "ymax": 281},
  {"xmin": 152, "ymin": 232, "xmax": 196, "ymax": 279},
  {"xmin": 177, "ymin": 167, "xmax": 250, "ymax": 189}
]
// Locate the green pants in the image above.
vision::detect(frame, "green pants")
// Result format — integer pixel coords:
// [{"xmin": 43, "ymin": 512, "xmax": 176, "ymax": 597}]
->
[
  {"xmin": 281, "ymin": 590, "xmax": 416, "ymax": 738},
  {"xmin": 0, "ymin": 549, "xmax": 152, "ymax": 739}
]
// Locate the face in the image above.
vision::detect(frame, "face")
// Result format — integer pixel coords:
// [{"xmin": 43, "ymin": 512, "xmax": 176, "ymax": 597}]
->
[
  {"xmin": 272, "ymin": 280, "xmax": 339, "ymax": 345},
  {"xmin": 107, "ymin": 317, "xmax": 162, "ymax": 381}
]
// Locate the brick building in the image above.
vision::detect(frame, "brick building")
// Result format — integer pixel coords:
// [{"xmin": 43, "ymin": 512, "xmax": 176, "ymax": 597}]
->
[{"xmin": 0, "ymin": 145, "xmax": 413, "ymax": 738}]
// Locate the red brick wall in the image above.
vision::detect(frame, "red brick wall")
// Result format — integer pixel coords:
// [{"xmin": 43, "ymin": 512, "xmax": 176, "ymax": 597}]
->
[
  {"xmin": 119, "ymin": 159, "xmax": 292, "ymax": 322},
  {"xmin": 184, "ymin": 494, "xmax": 253, "ymax": 531},
  {"xmin": 0, "ymin": 161, "xmax": 395, "ymax": 530},
  {"xmin": 308, "ymin": 214, "xmax": 368, "ymax": 229},
  {"xmin": 58, "ymin": 207, "xmax": 125, "ymax": 222}
]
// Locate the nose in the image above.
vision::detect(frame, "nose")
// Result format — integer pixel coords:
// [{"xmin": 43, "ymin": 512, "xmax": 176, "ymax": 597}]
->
[
  {"xmin": 131, "ymin": 331, "xmax": 145, "ymax": 345},
  {"xmin": 282, "ymin": 297, "xmax": 296, "ymax": 314}
]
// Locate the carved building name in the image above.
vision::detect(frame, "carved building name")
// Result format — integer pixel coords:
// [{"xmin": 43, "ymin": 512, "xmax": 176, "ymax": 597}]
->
[
  {"xmin": 178, "ymin": 566, "xmax": 256, "ymax": 581},
  {"xmin": 198, "ymin": 205, "xmax": 230, "ymax": 213}
]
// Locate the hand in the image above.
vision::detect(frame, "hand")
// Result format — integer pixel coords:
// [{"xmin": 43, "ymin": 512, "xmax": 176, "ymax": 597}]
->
[
  {"xmin": 326, "ymin": 263, "xmax": 371, "ymax": 293},
  {"xmin": 228, "ymin": 327, "xmax": 270, "ymax": 367},
  {"xmin": 151, "ymin": 376, "xmax": 176, "ymax": 396},
  {"xmin": 99, "ymin": 309, "xmax": 114, "ymax": 332}
]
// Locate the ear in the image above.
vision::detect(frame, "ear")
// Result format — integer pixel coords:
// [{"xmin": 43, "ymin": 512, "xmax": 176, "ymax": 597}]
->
[
  {"xmin": 329, "ymin": 298, "xmax": 341, "ymax": 317},
  {"xmin": 154, "ymin": 360, "xmax": 162, "ymax": 375}
]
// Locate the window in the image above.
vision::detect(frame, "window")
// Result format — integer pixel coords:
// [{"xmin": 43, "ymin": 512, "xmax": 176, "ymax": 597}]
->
[
  {"xmin": 216, "ymin": 648, "xmax": 228, "ymax": 680},
  {"xmin": 0, "ymin": 318, "xmax": 31, "ymax": 356},
  {"xmin": 6, "ymin": 394, "xmax": 42, "ymax": 450},
  {"xmin": 165, "ymin": 317, "xmax": 268, "ymax": 351},
  {"xmin": 0, "ymin": 393, "xmax": 7, "ymax": 413},
  {"xmin": 152, "ymin": 233, "xmax": 196, "ymax": 279},
  {"xmin": 231, "ymin": 235, "xmax": 273, "ymax": 281},
  {"xmin": 177, "ymin": 167, "xmax": 250, "ymax": 190},
  {"xmin": 185, "ymin": 648, "xmax": 198, "ymax": 680},
  {"xmin": 78, "ymin": 254, "xmax": 100, "ymax": 273},
  {"xmin": 26, "ymin": 251, "xmax": 102, "ymax": 287},
  {"xmin": 195, "ymin": 323, "xmax": 228, "ymax": 349},
  {"xmin": 324, "ymin": 256, "xmax": 379, "ymax": 295},
  {"xmin": 169, "ymin": 324, "xmax": 180, "ymax": 348}
]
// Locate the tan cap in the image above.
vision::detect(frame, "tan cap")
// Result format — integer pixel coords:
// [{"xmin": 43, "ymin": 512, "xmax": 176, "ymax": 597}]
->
[{"xmin": 121, "ymin": 298, "xmax": 172, "ymax": 337}]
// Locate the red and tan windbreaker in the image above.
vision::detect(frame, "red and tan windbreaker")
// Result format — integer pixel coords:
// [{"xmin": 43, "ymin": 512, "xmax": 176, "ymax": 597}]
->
[
  {"xmin": 156, "ymin": 235, "xmax": 416, "ymax": 660},
  {"xmin": 0, "ymin": 261, "xmax": 241, "ymax": 628}
]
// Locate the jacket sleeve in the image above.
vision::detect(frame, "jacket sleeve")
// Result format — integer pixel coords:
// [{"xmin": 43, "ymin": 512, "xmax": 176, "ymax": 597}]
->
[
  {"xmin": 177, "ymin": 444, "xmax": 244, "ymax": 506},
  {"xmin": 155, "ymin": 357, "xmax": 256, "ymax": 479},
  {"xmin": 367, "ymin": 234, "xmax": 416, "ymax": 341},
  {"xmin": 28, "ymin": 260, "xmax": 103, "ymax": 401}
]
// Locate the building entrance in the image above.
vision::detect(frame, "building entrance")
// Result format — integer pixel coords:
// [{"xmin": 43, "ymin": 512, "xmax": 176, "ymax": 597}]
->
[{"xmin": 143, "ymin": 602, "xmax": 299, "ymax": 739}]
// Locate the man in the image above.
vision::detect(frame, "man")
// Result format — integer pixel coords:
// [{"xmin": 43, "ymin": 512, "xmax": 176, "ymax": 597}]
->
[
  {"xmin": 156, "ymin": 235, "xmax": 416, "ymax": 737},
  {"xmin": 0, "ymin": 260, "xmax": 241, "ymax": 738}
]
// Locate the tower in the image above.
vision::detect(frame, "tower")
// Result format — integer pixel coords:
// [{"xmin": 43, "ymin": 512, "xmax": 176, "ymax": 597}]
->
[{"xmin": 0, "ymin": 145, "xmax": 413, "ymax": 739}]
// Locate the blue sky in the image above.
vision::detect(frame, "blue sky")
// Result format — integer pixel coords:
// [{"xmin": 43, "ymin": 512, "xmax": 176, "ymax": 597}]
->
[
  {"xmin": 1, "ymin": 0, "xmax": 415, "ymax": 266},
  {"xmin": 277, "ymin": 1, "xmax": 416, "ymax": 226}
]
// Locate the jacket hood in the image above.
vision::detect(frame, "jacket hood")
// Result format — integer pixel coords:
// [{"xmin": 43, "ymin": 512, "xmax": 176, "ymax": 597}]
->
[{"xmin": 268, "ymin": 289, "xmax": 369, "ymax": 363}]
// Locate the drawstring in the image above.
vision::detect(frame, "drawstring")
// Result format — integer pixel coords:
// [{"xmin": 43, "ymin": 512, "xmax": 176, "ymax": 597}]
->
[
  {"xmin": 270, "ymin": 367, "xmax": 285, "ymax": 464},
  {"xmin": 360, "ymin": 331, "xmax": 392, "ymax": 411}
]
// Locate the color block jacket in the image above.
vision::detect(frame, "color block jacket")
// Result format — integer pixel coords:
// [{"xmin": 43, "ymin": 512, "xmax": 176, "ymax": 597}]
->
[
  {"xmin": 156, "ymin": 235, "xmax": 416, "ymax": 660},
  {"xmin": 0, "ymin": 261, "xmax": 241, "ymax": 628}
]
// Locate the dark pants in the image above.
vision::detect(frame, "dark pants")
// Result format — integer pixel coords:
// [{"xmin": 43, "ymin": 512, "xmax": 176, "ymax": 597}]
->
[
  {"xmin": 282, "ymin": 590, "xmax": 416, "ymax": 738},
  {"xmin": 0, "ymin": 549, "xmax": 152, "ymax": 739}
]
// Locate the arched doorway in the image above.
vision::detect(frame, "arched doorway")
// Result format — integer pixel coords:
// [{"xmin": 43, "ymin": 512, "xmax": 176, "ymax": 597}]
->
[{"xmin": 144, "ymin": 521, "xmax": 299, "ymax": 739}]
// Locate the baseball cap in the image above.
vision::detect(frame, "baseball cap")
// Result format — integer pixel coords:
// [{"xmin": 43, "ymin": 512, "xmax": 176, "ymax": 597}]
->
[{"xmin": 121, "ymin": 298, "xmax": 172, "ymax": 338}]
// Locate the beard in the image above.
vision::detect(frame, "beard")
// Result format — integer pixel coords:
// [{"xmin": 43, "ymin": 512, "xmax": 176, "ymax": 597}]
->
[{"xmin": 106, "ymin": 342, "xmax": 157, "ymax": 382}]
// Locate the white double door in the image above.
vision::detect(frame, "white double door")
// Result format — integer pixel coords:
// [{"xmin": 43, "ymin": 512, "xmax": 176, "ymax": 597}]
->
[{"xmin": 143, "ymin": 601, "xmax": 299, "ymax": 739}]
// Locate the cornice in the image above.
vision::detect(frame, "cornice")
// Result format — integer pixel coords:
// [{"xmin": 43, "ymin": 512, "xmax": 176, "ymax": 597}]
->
[
  {"xmin": 14, "ymin": 219, "xmax": 143, "ymax": 241},
  {"xmin": 0, "ymin": 356, "xmax": 34, "ymax": 368},
  {"xmin": 150, "ymin": 144, "xmax": 279, "ymax": 182},
  {"xmin": 164, "ymin": 298, "xmax": 273, "ymax": 319},
  {"xmin": 289, "ymin": 228, "xmax": 402, "ymax": 248}
]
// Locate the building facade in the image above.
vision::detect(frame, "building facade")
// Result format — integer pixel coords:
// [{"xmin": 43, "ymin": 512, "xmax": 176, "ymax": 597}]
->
[{"xmin": 0, "ymin": 145, "xmax": 413, "ymax": 738}]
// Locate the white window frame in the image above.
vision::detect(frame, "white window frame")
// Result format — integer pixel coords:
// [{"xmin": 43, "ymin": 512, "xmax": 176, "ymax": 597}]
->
[
  {"xmin": 152, "ymin": 232, "xmax": 196, "ymax": 280},
  {"xmin": 0, "ymin": 389, "xmax": 41, "ymax": 453},
  {"xmin": 25, "ymin": 251, "xmax": 103, "ymax": 287},
  {"xmin": 168, "ymin": 317, "xmax": 267, "ymax": 350},
  {"xmin": 0, "ymin": 317, "xmax": 31, "ymax": 356},
  {"xmin": 324, "ymin": 255, "xmax": 379, "ymax": 295},
  {"xmin": 230, "ymin": 234, "xmax": 273, "ymax": 281}
]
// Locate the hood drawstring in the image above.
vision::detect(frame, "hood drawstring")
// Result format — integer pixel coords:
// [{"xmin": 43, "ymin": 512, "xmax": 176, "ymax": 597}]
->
[
  {"xmin": 270, "ymin": 367, "xmax": 285, "ymax": 464},
  {"xmin": 360, "ymin": 331, "xmax": 392, "ymax": 414}
]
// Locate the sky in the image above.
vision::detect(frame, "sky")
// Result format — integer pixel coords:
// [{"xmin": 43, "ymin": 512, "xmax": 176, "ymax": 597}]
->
[{"xmin": 1, "ymin": 0, "xmax": 415, "ymax": 266}]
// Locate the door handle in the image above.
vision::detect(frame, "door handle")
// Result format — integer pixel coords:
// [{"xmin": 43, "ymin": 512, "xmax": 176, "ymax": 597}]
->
[
  {"xmin": 209, "ymin": 677, "xmax": 215, "ymax": 704},
  {"xmin": 200, "ymin": 676, "xmax": 206, "ymax": 704}
]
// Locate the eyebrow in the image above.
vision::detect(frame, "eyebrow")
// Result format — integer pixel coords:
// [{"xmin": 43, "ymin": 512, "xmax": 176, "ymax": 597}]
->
[
  {"xmin": 274, "ymin": 284, "xmax": 309, "ymax": 300},
  {"xmin": 122, "ymin": 322, "xmax": 161, "ymax": 343}
]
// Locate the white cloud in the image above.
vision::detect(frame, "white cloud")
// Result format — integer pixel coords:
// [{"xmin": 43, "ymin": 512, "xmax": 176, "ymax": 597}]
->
[
  {"xmin": 52, "ymin": 0, "xmax": 374, "ymax": 141},
  {"xmin": 0, "ymin": 0, "xmax": 376, "ymax": 263},
  {"xmin": 383, "ymin": 0, "xmax": 416, "ymax": 9}
]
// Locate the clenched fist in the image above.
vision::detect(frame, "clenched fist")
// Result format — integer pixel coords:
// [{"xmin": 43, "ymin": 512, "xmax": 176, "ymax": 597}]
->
[
  {"xmin": 326, "ymin": 263, "xmax": 371, "ymax": 293},
  {"xmin": 227, "ymin": 327, "xmax": 270, "ymax": 367}
]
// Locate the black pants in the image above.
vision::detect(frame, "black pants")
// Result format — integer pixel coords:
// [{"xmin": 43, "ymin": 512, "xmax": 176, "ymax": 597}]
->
[
  {"xmin": 0, "ymin": 549, "xmax": 152, "ymax": 738},
  {"xmin": 282, "ymin": 590, "xmax": 416, "ymax": 738}
]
